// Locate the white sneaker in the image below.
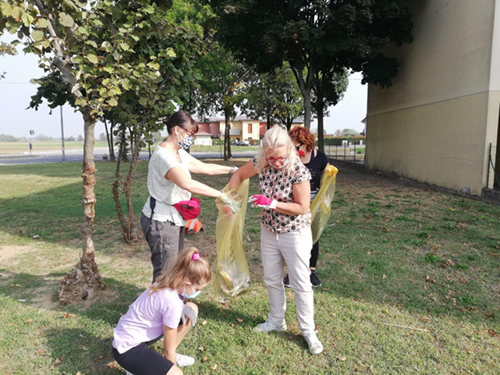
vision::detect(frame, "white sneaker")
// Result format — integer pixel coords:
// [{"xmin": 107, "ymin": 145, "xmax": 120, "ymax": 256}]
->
[
  {"xmin": 303, "ymin": 332, "xmax": 323, "ymax": 355},
  {"xmin": 176, "ymin": 353, "xmax": 195, "ymax": 367},
  {"xmin": 253, "ymin": 320, "xmax": 287, "ymax": 333}
]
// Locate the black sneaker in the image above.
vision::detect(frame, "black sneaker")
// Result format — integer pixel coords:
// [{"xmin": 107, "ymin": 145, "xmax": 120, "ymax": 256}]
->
[
  {"xmin": 283, "ymin": 274, "xmax": 291, "ymax": 288},
  {"xmin": 310, "ymin": 271, "xmax": 321, "ymax": 287}
]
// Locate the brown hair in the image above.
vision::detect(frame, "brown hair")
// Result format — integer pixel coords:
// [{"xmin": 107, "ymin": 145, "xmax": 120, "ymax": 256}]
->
[
  {"xmin": 289, "ymin": 126, "xmax": 315, "ymax": 153},
  {"xmin": 149, "ymin": 247, "xmax": 211, "ymax": 293},
  {"xmin": 163, "ymin": 111, "xmax": 199, "ymax": 135}
]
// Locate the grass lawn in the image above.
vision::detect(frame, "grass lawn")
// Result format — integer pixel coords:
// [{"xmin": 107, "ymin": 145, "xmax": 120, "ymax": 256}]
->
[{"xmin": 0, "ymin": 160, "xmax": 499, "ymax": 374}]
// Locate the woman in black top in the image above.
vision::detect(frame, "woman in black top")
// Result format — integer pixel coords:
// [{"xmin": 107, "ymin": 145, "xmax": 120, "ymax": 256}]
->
[{"xmin": 286, "ymin": 126, "xmax": 329, "ymax": 287}]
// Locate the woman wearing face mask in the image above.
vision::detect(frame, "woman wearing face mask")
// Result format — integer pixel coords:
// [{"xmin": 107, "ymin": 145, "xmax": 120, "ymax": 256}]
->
[
  {"xmin": 112, "ymin": 247, "xmax": 211, "ymax": 375},
  {"xmin": 284, "ymin": 126, "xmax": 329, "ymax": 288},
  {"xmin": 141, "ymin": 111, "xmax": 238, "ymax": 283},
  {"xmin": 228, "ymin": 125, "xmax": 323, "ymax": 355}
]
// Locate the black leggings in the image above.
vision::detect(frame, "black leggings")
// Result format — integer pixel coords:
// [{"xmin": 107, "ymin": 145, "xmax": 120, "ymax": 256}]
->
[
  {"xmin": 112, "ymin": 336, "xmax": 173, "ymax": 375},
  {"xmin": 310, "ymin": 241, "xmax": 319, "ymax": 268}
]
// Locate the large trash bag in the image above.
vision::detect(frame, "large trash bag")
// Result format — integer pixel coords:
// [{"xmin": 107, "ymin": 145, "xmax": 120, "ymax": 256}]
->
[
  {"xmin": 213, "ymin": 179, "xmax": 251, "ymax": 301},
  {"xmin": 310, "ymin": 164, "xmax": 339, "ymax": 244}
]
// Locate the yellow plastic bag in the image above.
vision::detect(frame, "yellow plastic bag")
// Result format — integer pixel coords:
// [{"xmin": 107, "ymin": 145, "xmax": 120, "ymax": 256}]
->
[
  {"xmin": 213, "ymin": 179, "xmax": 251, "ymax": 301},
  {"xmin": 310, "ymin": 164, "xmax": 339, "ymax": 244}
]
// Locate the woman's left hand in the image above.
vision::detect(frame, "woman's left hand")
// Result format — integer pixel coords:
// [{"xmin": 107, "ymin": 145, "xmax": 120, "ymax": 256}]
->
[
  {"xmin": 218, "ymin": 191, "xmax": 239, "ymax": 214},
  {"xmin": 248, "ymin": 194, "xmax": 277, "ymax": 210}
]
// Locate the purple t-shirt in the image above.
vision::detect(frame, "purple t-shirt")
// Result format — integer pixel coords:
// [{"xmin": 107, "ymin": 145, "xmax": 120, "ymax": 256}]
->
[{"xmin": 112, "ymin": 287, "xmax": 184, "ymax": 354}]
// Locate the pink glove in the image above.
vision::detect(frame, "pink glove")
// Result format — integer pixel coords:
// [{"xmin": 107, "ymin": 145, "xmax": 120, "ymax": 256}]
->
[{"xmin": 248, "ymin": 194, "xmax": 277, "ymax": 210}]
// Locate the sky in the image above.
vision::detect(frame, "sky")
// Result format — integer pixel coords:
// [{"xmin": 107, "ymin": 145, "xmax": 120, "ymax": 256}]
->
[{"xmin": 0, "ymin": 36, "xmax": 367, "ymax": 138}]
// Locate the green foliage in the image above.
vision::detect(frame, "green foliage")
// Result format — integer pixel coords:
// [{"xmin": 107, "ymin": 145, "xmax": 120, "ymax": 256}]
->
[
  {"xmin": 0, "ymin": 134, "xmax": 17, "ymax": 142},
  {"xmin": 0, "ymin": 40, "xmax": 16, "ymax": 79},
  {"xmin": 196, "ymin": 43, "xmax": 252, "ymax": 159},
  {"xmin": 1, "ymin": 0, "xmax": 185, "ymax": 121},
  {"xmin": 207, "ymin": 0, "xmax": 413, "ymax": 127},
  {"xmin": 424, "ymin": 253, "xmax": 443, "ymax": 264},
  {"xmin": 242, "ymin": 63, "xmax": 303, "ymax": 129}
]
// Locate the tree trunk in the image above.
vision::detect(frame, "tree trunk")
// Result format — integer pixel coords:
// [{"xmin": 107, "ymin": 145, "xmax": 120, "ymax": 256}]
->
[
  {"xmin": 289, "ymin": 55, "xmax": 314, "ymax": 129},
  {"xmin": 224, "ymin": 108, "xmax": 233, "ymax": 160},
  {"xmin": 303, "ymin": 91, "xmax": 312, "ymax": 129},
  {"xmin": 316, "ymin": 97, "xmax": 325, "ymax": 152},
  {"xmin": 123, "ymin": 133, "xmax": 141, "ymax": 242},
  {"xmin": 112, "ymin": 139, "xmax": 132, "ymax": 242},
  {"xmin": 317, "ymin": 111, "xmax": 325, "ymax": 152},
  {"xmin": 104, "ymin": 119, "xmax": 116, "ymax": 162},
  {"xmin": 59, "ymin": 110, "xmax": 104, "ymax": 304},
  {"xmin": 224, "ymin": 113, "xmax": 232, "ymax": 160},
  {"xmin": 118, "ymin": 129, "xmax": 129, "ymax": 162},
  {"xmin": 266, "ymin": 114, "xmax": 274, "ymax": 129}
]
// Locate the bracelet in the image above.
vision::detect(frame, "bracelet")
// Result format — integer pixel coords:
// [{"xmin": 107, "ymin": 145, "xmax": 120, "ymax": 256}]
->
[{"xmin": 229, "ymin": 165, "xmax": 238, "ymax": 174}]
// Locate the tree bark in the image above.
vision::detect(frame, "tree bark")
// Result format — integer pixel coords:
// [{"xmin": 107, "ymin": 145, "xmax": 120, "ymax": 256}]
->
[
  {"xmin": 224, "ymin": 117, "xmax": 231, "ymax": 160},
  {"xmin": 223, "ymin": 108, "xmax": 232, "ymax": 160},
  {"xmin": 112, "ymin": 139, "xmax": 131, "ymax": 241},
  {"xmin": 59, "ymin": 110, "xmax": 104, "ymax": 304},
  {"xmin": 123, "ymin": 133, "xmax": 141, "ymax": 242},
  {"xmin": 315, "ymin": 94, "xmax": 325, "ymax": 152},
  {"xmin": 317, "ymin": 108, "xmax": 325, "ymax": 152},
  {"xmin": 104, "ymin": 119, "xmax": 116, "ymax": 161}
]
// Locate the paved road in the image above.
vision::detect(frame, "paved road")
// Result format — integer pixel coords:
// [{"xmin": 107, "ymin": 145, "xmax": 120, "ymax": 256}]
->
[{"xmin": 0, "ymin": 148, "xmax": 257, "ymax": 165}]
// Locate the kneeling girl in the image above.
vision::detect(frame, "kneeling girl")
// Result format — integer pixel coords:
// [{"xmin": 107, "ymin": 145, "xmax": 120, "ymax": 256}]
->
[{"xmin": 112, "ymin": 247, "xmax": 210, "ymax": 375}]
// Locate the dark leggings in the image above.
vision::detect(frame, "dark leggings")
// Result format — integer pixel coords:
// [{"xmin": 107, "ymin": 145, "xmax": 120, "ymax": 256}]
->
[
  {"xmin": 112, "ymin": 335, "xmax": 173, "ymax": 375},
  {"xmin": 310, "ymin": 241, "xmax": 319, "ymax": 268}
]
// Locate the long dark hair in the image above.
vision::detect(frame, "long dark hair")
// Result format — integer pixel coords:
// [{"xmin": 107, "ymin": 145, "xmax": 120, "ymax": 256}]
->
[{"xmin": 163, "ymin": 111, "xmax": 199, "ymax": 134}]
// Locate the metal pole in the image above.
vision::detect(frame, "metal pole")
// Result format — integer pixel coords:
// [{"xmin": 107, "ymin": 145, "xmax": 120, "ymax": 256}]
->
[
  {"xmin": 487, "ymin": 143, "xmax": 491, "ymax": 189},
  {"xmin": 60, "ymin": 106, "xmax": 66, "ymax": 162}
]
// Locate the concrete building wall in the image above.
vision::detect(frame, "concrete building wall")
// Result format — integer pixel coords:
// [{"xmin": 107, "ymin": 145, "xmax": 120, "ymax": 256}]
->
[{"xmin": 366, "ymin": 0, "xmax": 500, "ymax": 195}]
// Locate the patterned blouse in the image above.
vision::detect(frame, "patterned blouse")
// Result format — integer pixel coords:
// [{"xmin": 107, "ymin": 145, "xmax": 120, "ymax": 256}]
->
[{"xmin": 253, "ymin": 157, "xmax": 312, "ymax": 233}]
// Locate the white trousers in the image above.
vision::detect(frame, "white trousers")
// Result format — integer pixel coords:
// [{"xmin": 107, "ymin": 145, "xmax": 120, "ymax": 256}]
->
[{"xmin": 260, "ymin": 224, "xmax": 315, "ymax": 335}]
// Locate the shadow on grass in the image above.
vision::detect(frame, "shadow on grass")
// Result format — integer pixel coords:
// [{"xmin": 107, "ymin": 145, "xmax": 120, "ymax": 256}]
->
[
  {"xmin": 0, "ymin": 269, "xmax": 149, "ymax": 374},
  {"xmin": 44, "ymin": 327, "xmax": 116, "ymax": 374},
  {"xmin": 0, "ymin": 164, "xmax": 148, "ymax": 245}
]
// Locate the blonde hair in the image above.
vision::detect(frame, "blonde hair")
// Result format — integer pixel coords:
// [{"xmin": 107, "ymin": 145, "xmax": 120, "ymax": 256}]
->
[
  {"xmin": 149, "ymin": 247, "xmax": 211, "ymax": 293},
  {"xmin": 255, "ymin": 125, "xmax": 298, "ymax": 175}
]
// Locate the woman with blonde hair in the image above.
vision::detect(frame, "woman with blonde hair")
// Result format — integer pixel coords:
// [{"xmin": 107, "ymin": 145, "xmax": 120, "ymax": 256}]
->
[
  {"xmin": 228, "ymin": 125, "xmax": 323, "ymax": 355},
  {"xmin": 112, "ymin": 247, "xmax": 211, "ymax": 375}
]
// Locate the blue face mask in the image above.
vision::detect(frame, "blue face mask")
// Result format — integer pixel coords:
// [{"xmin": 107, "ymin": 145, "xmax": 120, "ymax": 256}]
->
[
  {"xmin": 178, "ymin": 135, "xmax": 193, "ymax": 150},
  {"xmin": 181, "ymin": 284, "xmax": 201, "ymax": 299}
]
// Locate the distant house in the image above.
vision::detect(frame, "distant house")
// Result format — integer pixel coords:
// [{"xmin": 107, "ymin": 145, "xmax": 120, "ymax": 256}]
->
[
  {"xmin": 193, "ymin": 131, "xmax": 213, "ymax": 146},
  {"xmin": 196, "ymin": 117, "xmax": 304, "ymax": 143}
]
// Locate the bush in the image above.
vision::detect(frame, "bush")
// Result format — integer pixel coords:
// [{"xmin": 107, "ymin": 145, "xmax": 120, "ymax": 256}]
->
[{"xmin": 0, "ymin": 134, "xmax": 18, "ymax": 142}]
